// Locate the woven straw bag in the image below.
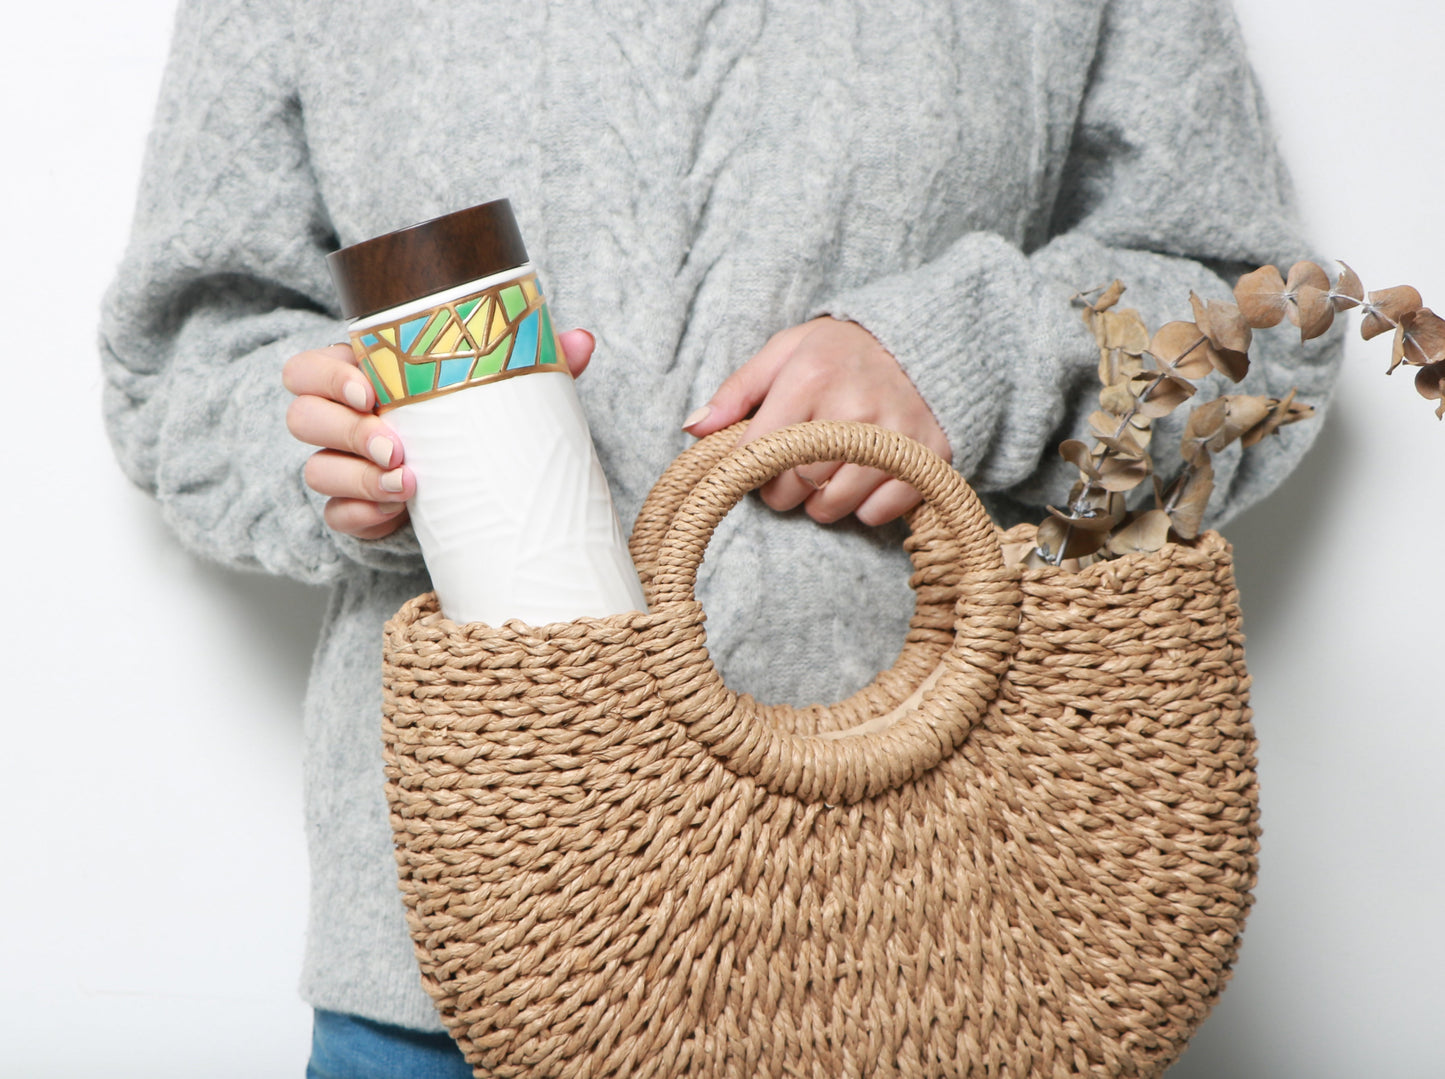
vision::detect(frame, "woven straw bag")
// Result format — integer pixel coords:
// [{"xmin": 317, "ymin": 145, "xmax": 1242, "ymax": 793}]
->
[{"xmin": 382, "ymin": 421, "xmax": 1258, "ymax": 1079}]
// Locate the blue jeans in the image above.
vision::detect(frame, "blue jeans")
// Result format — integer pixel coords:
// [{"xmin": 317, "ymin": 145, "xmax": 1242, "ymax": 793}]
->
[{"xmin": 307, "ymin": 1009, "xmax": 475, "ymax": 1079}]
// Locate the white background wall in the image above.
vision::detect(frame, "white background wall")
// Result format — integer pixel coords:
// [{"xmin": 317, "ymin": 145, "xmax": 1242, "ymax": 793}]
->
[{"xmin": 1, "ymin": 2, "xmax": 1439, "ymax": 1076}]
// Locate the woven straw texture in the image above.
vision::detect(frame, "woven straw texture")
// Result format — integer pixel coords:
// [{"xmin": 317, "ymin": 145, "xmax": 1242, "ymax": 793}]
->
[{"xmin": 382, "ymin": 422, "xmax": 1258, "ymax": 1079}]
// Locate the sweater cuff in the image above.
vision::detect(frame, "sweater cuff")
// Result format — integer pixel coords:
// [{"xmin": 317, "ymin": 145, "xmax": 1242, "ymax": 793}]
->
[
  {"xmin": 301, "ymin": 480, "xmax": 426, "ymax": 572},
  {"xmin": 809, "ymin": 232, "xmax": 1087, "ymax": 492}
]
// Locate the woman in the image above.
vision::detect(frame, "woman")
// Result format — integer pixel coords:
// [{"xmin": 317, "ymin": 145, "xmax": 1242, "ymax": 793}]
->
[{"xmin": 101, "ymin": 0, "xmax": 1337, "ymax": 1072}]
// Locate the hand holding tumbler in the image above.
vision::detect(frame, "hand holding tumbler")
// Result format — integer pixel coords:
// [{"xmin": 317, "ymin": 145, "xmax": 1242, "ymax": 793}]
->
[{"xmin": 327, "ymin": 199, "xmax": 647, "ymax": 626}]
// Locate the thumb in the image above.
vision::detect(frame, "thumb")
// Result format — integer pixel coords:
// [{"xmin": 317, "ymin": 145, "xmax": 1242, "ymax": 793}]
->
[
  {"xmin": 682, "ymin": 326, "xmax": 803, "ymax": 437},
  {"xmin": 558, "ymin": 328, "xmax": 595, "ymax": 377}
]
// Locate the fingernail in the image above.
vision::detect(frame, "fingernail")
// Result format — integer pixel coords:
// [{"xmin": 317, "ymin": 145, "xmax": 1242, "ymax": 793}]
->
[
  {"xmin": 367, "ymin": 435, "xmax": 394, "ymax": 468},
  {"xmin": 344, "ymin": 381, "xmax": 369, "ymax": 412},
  {"xmin": 682, "ymin": 405, "xmax": 711, "ymax": 430},
  {"xmin": 380, "ymin": 467, "xmax": 404, "ymax": 493},
  {"xmin": 378, "ymin": 500, "xmax": 407, "ymax": 515}
]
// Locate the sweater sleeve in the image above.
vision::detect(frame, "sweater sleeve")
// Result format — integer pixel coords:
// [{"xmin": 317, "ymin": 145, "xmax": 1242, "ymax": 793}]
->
[
  {"xmin": 99, "ymin": 0, "xmax": 423, "ymax": 585},
  {"xmin": 811, "ymin": 0, "xmax": 1340, "ymax": 528}
]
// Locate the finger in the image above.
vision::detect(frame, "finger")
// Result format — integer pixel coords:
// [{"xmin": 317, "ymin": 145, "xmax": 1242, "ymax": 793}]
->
[
  {"xmin": 287, "ymin": 394, "xmax": 404, "ymax": 468},
  {"xmin": 744, "ymin": 377, "xmax": 833, "ymax": 513},
  {"xmin": 323, "ymin": 497, "xmax": 410, "ymax": 539},
  {"xmin": 757, "ymin": 459, "xmax": 843, "ymax": 513},
  {"xmin": 793, "ymin": 460, "xmax": 843, "ymax": 491},
  {"xmin": 801, "ymin": 463, "xmax": 895, "ymax": 525},
  {"xmin": 304, "ymin": 448, "xmax": 414, "ymax": 503},
  {"xmin": 282, "ymin": 344, "xmax": 373, "ymax": 411},
  {"xmin": 558, "ymin": 328, "xmax": 595, "ymax": 378},
  {"xmin": 854, "ymin": 478, "xmax": 925, "ymax": 527},
  {"xmin": 683, "ymin": 324, "xmax": 811, "ymax": 436}
]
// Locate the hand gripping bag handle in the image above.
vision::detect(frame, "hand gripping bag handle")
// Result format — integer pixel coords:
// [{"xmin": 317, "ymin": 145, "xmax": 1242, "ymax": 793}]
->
[{"xmin": 633, "ymin": 420, "xmax": 1022, "ymax": 805}]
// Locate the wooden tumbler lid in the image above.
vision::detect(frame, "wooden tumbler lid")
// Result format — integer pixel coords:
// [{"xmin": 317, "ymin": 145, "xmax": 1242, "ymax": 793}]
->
[{"xmin": 327, "ymin": 199, "xmax": 530, "ymax": 321}]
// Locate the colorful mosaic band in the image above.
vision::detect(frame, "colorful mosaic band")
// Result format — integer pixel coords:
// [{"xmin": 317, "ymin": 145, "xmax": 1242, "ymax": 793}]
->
[{"xmin": 348, "ymin": 273, "xmax": 565, "ymax": 412}]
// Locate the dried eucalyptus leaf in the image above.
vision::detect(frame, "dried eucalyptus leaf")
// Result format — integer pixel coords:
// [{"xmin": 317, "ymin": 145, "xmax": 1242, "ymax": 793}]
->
[
  {"xmin": 1294, "ymin": 285, "xmax": 1336, "ymax": 341},
  {"xmin": 1150, "ymin": 321, "xmax": 1217, "ymax": 379},
  {"xmin": 1208, "ymin": 300, "xmax": 1252, "ymax": 350},
  {"xmin": 1088, "ymin": 410, "xmax": 1122, "ymax": 440},
  {"xmin": 1023, "ymin": 548, "xmax": 1053, "ymax": 569},
  {"xmin": 1182, "ymin": 296, "xmax": 1252, "ymax": 380},
  {"xmin": 1086, "ymin": 309, "xmax": 1107, "ymax": 348},
  {"xmin": 1000, "ymin": 540, "xmax": 1036, "ymax": 568},
  {"xmin": 1185, "ymin": 396, "xmax": 1230, "ymax": 432},
  {"xmin": 1389, "ymin": 326, "xmax": 1407, "ymax": 374},
  {"xmin": 1095, "ymin": 429, "xmax": 1146, "ymax": 458},
  {"xmin": 1370, "ymin": 284, "xmax": 1423, "ymax": 319},
  {"xmin": 1071, "ymin": 487, "xmax": 1124, "ymax": 519},
  {"xmin": 1037, "ymin": 516, "xmax": 1107, "ymax": 559},
  {"xmin": 1415, "ymin": 361, "xmax": 1445, "ymax": 402},
  {"xmin": 1092, "ymin": 280, "xmax": 1127, "ymax": 313},
  {"xmin": 1211, "ymin": 346, "xmax": 1251, "ymax": 383},
  {"xmin": 1362, "ymin": 285, "xmax": 1424, "ymax": 340},
  {"xmin": 1134, "ymin": 372, "xmax": 1197, "ymax": 419},
  {"xmin": 1091, "ymin": 412, "xmax": 1153, "ymax": 453},
  {"xmin": 1098, "ymin": 345, "xmax": 1147, "ymax": 388},
  {"xmin": 1181, "ymin": 397, "xmax": 1228, "ymax": 463},
  {"xmin": 1101, "ymin": 309, "xmax": 1150, "ymax": 353},
  {"xmin": 1098, "ymin": 439, "xmax": 1144, "ymax": 465},
  {"xmin": 1401, "ymin": 307, "xmax": 1445, "ymax": 366},
  {"xmin": 1107, "ymin": 509, "xmax": 1172, "ymax": 556},
  {"xmin": 1099, "ymin": 381, "xmax": 1137, "ymax": 415},
  {"xmin": 1278, "ymin": 396, "xmax": 1314, "ymax": 427},
  {"xmin": 1285, "ymin": 259, "xmax": 1330, "ymax": 299},
  {"xmin": 1235, "ymin": 265, "xmax": 1289, "ymax": 328},
  {"xmin": 1363, "ymin": 307, "xmax": 1396, "ymax": 342},
  {"xmin": 1097, "ymin": 454, "xmax": 1151, "ymax": 492},
  {"xmin": 1205, "ymin": 395, "xmax": 1273, "ymax": 452},
  {"xmin": 1059, "ymin": 439, "xmax": 1099, "ymax": 478},
  {"xmin": 1164, "ymin": 455, "xmax": 1215, "ymax": 540},
  {"xmin": 1189, "ymin": 292, "xmax": 1211, "ymax": 335},
  {"xmin": 1331, "ymin": 261, "xmax": 1365, "ymax": 310},
  {"xmin": 1035, "ymin": 517, "xmax": 1066, "ymax": 558},
  {"xmin": 1240, "ymin": 388, "xmax": 1301, "ymax": 448}
]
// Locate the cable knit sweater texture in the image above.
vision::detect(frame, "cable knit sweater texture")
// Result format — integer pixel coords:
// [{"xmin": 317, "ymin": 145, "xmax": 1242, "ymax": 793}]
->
[{"xmin": 102, "ymin": 0, "xmax": 1338, "ymax": 1030}]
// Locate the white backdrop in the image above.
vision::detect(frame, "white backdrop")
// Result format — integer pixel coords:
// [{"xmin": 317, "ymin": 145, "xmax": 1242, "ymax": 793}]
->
[{"xmin": 2, "ymin": 2, "xmax": 1439, "ymax": 1076}]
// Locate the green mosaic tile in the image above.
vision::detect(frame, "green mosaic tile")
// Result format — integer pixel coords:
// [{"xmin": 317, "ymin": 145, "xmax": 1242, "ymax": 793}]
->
[
  {"xmin": 413, "ymin": 311, "xmax": 449, "ymax": 355},
  {"xmin": 473, "ymin": 333, "xmax": 512, "ymax": 377},
  {"xmin": 405, "ymin": 361, "xmax": 437, "ymax": 396},
  {"xmin": 539, "ymin": 306, "xmax": 558, "ymax": 365},
  {"xmin": 500, "ymin": 283, "xmax": 527, "ymax": 320}
]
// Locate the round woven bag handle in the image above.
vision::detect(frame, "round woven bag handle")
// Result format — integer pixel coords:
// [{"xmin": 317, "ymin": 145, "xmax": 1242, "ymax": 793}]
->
[{"xmin": 649, "ymin": 421, "xmax": 1021, "ymax": 804}]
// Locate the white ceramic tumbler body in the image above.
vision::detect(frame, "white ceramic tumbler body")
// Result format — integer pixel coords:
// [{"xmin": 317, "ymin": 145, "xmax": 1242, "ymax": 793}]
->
[{"xmin": 346, "ymin": 263, "xmax": 647, "ymax": 626}]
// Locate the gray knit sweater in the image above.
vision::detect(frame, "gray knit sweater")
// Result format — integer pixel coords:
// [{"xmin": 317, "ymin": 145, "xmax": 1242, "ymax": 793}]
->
[{"xmin": 102, "ymin": 0, "xmax": 1338, "ymax": 1031}]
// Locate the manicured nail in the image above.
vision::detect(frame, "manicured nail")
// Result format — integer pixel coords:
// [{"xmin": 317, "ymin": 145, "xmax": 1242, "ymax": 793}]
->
[
  {"xmin": 344, "ymin": 380, "xmax": 369, "ymax": 412},
  {"xmin": 683, "ymin": 405, "xmax": 711, "ymax": 430},
  {"xmin": 380, "ymin": 467, "xmax": 404, "ymax": 493},
  {"xmin": 367, "ymin": 435, "xmax": 394, "ymax": 468},
  {"xmin": 378, "ymin": 500, "xmax": 407, "ymax": 515}
]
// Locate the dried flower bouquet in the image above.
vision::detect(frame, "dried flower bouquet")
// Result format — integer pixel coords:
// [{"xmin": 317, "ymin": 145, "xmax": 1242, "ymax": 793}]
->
[{"xmin": 1015, "ymin": 261, "xmax": 1442, "ymax": 569}]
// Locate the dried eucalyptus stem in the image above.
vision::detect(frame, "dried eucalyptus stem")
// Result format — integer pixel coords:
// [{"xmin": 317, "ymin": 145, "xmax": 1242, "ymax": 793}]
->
[{"xmin": 1026, "ymin": 258, "xmax": 1440, "ymax": 569}]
